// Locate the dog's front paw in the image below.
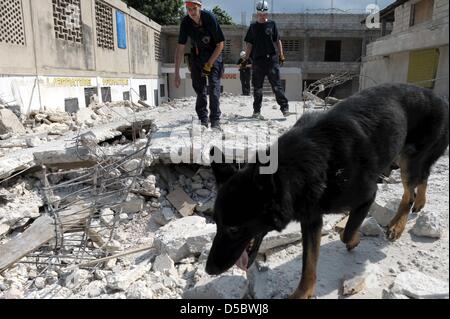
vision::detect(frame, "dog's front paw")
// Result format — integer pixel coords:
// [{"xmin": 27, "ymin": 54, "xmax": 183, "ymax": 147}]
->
[
  {"xmin": 339, "ymin": 230, "xmax": 360, "ymax": 251},
  {"xmin": 345, "ymin": 232, "xmax": 360, "ymax": 251},
  {"xmin": 387, "ymin": 219, "xmax": 406, "ymax": 241},
  {"xmin": 287, "ymin": 290, "xmax": 314, "ymax": 299}
]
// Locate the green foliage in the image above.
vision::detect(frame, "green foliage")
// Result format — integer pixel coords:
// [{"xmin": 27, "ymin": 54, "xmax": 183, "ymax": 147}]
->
[
  {"xmin": 211, "ymin": 5, "xmax": 234, "ymax": 25},
  {"xmin": 125, "ymin": 0, "xmax": 184, "ymax": 25}
]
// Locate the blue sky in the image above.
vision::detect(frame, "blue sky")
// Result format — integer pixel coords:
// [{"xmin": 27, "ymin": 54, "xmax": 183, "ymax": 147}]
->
[{"xmin": 200, "ymin": 0, "xmax": 396, "ymax": 25}]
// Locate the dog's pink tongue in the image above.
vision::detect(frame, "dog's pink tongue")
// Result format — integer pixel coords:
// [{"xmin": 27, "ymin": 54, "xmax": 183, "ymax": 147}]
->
[{"xmin": 235, "ymin": 250, "xmax": 249, "ymax": 271}]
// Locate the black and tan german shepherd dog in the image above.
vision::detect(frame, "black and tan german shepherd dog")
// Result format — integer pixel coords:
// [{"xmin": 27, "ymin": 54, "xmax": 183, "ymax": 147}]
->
[{"xmin": 205, "ymin": 83, "xmax": 449, "ymax": 299}]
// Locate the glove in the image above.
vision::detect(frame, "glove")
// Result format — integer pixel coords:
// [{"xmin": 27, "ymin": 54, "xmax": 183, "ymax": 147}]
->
[
  {"xmin": 202, "ymin": 63, "xmax": 213, "ymax": 76},
  {"xmin": 239, "ymin": 59, "xmax": 248, "ymax": 69},
  {"xmin": 279, "ymin": 55, "xmax": 285, "ymax": 66}
]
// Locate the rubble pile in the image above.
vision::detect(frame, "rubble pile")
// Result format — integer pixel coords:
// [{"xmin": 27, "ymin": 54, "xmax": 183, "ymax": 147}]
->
[{"xmin": 0, "ymin": 96, "xmax": 448, "ymax": 299}]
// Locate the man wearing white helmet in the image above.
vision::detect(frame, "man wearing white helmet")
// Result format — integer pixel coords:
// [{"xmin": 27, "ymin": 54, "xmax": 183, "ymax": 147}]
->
[
  {"xmin": 242, "ymin": 0, "xmax": 292, "ymax": 119},
  {"xmin": 174, "ymin": 0, "xmax": 225, "ymax": 129},
  {"xmin": 237, "ymin": 50, "xmax": 252, "ymax": 95}
]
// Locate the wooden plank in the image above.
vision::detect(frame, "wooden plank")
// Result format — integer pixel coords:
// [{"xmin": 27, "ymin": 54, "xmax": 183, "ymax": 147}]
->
[
  {"xmin": 166, "ymin": 186, "xmax": 197, "ymax": 217},
  {"xmin": 0, "ymin": 215, "xmax": 54, "ymax": 273},
  {"xmin": 0, "ymin": 202, "xmax": 91, "ymax": 274},
  {"xmin": 334, "ymin": 215, "xmax": 349, "ymax": 232}
]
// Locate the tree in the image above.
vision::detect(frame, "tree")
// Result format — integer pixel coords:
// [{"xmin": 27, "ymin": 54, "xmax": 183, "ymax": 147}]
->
[
  {"xmin": 212, "ymin": 6, "xmax": 234, "ymax": 25},
  {"xmin": 125, "ymin": 0, "xmax": 184, "ymax": 25}
]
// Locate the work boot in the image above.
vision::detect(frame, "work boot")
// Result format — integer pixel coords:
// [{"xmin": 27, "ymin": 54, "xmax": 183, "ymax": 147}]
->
[
  {"xmin": 201, "ymin": 120, "xmax": 209, "ymax": 128},
  {"xmin": 211, "ymin": 121, "xmax": 221, "ymax": 130},
  {"xmin": 281, "ymin": 109, "xmax": 295, "ymax": 117},
  {"xmin": 252, "ymin": 112, "xmax": 265, "ymax": 120}
]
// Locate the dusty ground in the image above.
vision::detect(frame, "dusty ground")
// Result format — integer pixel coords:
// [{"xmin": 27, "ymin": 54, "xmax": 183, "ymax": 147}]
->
[{"xmin": 0, "ymin": 94, "xmax": 448, "ymax": 299}]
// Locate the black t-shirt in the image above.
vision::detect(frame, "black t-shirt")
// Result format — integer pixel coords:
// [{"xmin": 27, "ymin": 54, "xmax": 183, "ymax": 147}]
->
[
  {"xmin": 178, "ymin": 10, "xmax": 225, "ymax": 57},
  {"xmin": 244, "ymin": 20, "xmax": 279, "ymax": 60}
]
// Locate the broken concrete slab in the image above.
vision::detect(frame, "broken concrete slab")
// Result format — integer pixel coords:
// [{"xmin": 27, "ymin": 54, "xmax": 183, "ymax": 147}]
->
[
  {"xmin": 360, "ymin": 217, "xmax": 383, "ymax": 236},
  {"xmin": 0, "ymin": 110, "xmax": 153, "ymax": 181},
  {"xmin": 0, "ymin": 109, "xmax": 26, "ymax": 136},
  {"xmin": 369, "ymin": 200, "xmax": 399, "ymax": 227},
  {"xmin": 154, "ymin": 216, "xmax": 216, "ymax": 263},
  {"xmin": 411, "ymin": 211, "xmax": 442, "ymax": 238},
  {"xmin": 106, "ymin": 264, "xmax": 151, "ymax": 291},
  {"xmin": 390, "ymin": 270, "xmax": 449, "ymax": 299},
  {"xmin": 111, "ymin": 194, "xmax": 145, "ymax": 215},
  {"xmin": 75, "ymin": 108, "xmax": 96, "ymax": 127},
  {"xmin": 166, "ymin": 186, "xmax": 197, "ymax": 217},
  {"xmin": 152, "ymin": 253, "xmax": 176, "ymax": 275},
  {"xmin": 183, "ymin": 274, "xmax": 248, "ymax": 299},
  {"xmin": 259, "ymin": 222, "xmax": 302, "ymax": 254}
]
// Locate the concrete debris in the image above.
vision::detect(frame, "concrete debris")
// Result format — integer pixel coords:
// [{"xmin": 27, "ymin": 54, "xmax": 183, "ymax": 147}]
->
[
  {"xmin": 195, "ymin": 198, "xmax": 215, "ymax": 214},
  {"xmin": 0, "ymin": 109, "xmax": 26, "ymax": 135},
  {"xmin": 62, "ymin": 268, "xmax": 92, "ymax": 289},
  {"xmin": 126, "ymin": 280, "xmax": 153, "ymax": 299},
  {"xmin": 84, "ymin": 280, "xmax": 107, "ymax": 298},
  {"xmin": 183, "ymin": 274, "xmax": 249, "ymax": 299},
  {"xmin": 411, "ymin": 211, "xmax": 442, "ymax": 238},
  {"xmin": 3, "ymin": 284, "xmax": 24, "ymax": 299},
  {"xmin": 154, "ymin": 216, "xmax": 216, "ymax": 263},
  {"xmin": 152, "ymin": 253, "xmax": 176, "ymax": 275},
  {"xmin": 360, "ymin": 217, "xmax": 383, "ymax": 236},
  {"xmin": 106, "ymin": 264, "xmax": 151, "ymax": 291},
  {"xmin": 166, "ymin": 186, "xmax": 197, "ymax": 217},
  {"xmin": 112, "ymin": 194, "xmax": 145, "ymax": 215},
  {"xmin": 259, "ymin": 222, "xmax": 302, "ymax": 253},
  {"xmin": 369, "ymin": 199, "xmax": 399, "ymax": 227},
  {"xmin": 342, "ymin": 275, "xmax": 366, "ymax": 296},
  {"xmin": 390, "ymin": 270, "xmax": 449, "ymax": 299}
]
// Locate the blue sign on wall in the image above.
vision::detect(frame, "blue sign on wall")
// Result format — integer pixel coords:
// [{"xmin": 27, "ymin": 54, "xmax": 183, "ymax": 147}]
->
[{"xmin": 116, "ymin": 11, "xmax": 127, "ymax": 49}]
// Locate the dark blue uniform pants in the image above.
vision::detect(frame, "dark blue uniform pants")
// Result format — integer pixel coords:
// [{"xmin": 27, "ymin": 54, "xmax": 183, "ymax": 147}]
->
[
  {"xmin": 240, "ymin": 68, "xmax": 251, "ymax": 95},
  {"xmin": 252, "ymin": 55, "xmax": 289, "ymax": 113},
  {"xmin": 191, "ymin": 58, "xmax": 223, "ymax": 123}
]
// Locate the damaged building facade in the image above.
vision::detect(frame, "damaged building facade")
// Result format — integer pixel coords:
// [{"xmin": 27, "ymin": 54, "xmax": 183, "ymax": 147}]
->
[
  {"xmin": 161, "ymin": 12, "xmax": 382, "ymax": 101},
  {"xmin": 0, "ymin": 0, "xmax": 167, "ymax": 114},
  {"xmin": 360, "ymin": 0, "xmax": 449, "ymax": 98}
]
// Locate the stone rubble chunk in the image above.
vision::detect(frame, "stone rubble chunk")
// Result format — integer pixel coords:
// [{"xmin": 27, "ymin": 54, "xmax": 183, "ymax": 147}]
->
[
  {"xmin": 390, "ymin": 270, "xmax": 449, "ymax": 299},
  {"xmin": 0, "ymin": 109, "xmax": 26, "ymax": 135},
  {"xmin": 195, "ymin": 198, "xmax": 215, "ymax": 214},
  {"xmin": 411, "ymin": 211, "xmax": 442, "ymax": 238},
  {"xmin": 85, "ymin": 280, "xmax": 106, "ymax": 298},
  {"xmin": 342, "ymin": 275, "xmax": 366, "ymax": 296},
  {"xmin": 259, "ymin": 222, "xmax": 302, "ymax": 253},
  {"xmin": 152, "ymin": 253, "xmax": 176, "ymax": 275},
  {"xmin": 369, "ymin": 199, "xmax": 399, "ymax": 227},
  {"xmin": 361, "ymin": 217, "xmax": 383, "ymax": 236},
  {"xmin": 126, "ymin": 280, "xmax": 153, "ymax": 299},
  {"xmin": 106, "ymin": 264, "xmax": 151, "ymax": 291},
  {"xmin": 183, "ymin": 274, "xmax": 248, "ymax": 299},
  {"xmin": 195, "ymin": 189, "xmax": 211, "ymax": 197},
  {"xmin": 154, "ymin": 216, "xmax": 216, "ymax": 262}
]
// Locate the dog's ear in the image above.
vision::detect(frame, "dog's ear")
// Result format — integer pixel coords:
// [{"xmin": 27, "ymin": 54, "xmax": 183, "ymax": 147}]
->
[{"xmin": 210, "ymin": 146, "xmax": 237, "ymax": 186}]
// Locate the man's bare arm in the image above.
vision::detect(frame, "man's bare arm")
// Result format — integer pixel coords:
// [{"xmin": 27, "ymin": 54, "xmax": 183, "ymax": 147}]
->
[
  {"xmin": 175, "ymin": 44, "xmax": 186, "ymax": 74},
  {"xmin": 277, "ymin": 40, "xmax": 284, "ymax": 58}
]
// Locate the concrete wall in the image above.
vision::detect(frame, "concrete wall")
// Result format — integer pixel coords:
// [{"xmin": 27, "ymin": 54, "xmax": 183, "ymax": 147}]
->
[
  {"xmin": 361, "ymin": 0, "xmax": 449, "ymax": 98},
  {"xmin": 0, "ymin": 0, "xmax": 164, "ymax": 113}
]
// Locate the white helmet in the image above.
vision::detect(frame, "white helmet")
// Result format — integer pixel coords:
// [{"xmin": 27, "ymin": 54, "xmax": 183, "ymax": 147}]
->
[
  {"xmin": 256, "ymin": 0, "xmax": 269, "ymax": 12},
  {"xmin": 240, "ymin": 51, "xmax": 246, "ymax": 58}
]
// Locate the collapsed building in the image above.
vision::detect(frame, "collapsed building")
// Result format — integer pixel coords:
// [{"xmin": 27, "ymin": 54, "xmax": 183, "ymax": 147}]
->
[{"xmin": 0, "ymin": 0, "xmax": 449, "ymax": 300}]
